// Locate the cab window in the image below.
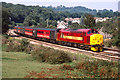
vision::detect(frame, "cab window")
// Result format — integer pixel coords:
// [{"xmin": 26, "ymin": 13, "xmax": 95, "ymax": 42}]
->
[
  {"xmin": 91, "ymin": 30, "xmax": 98, "ymax": 34},
  {"xmin": 87, "ymin": 30, "xmax": 91, "ymax": 34}
]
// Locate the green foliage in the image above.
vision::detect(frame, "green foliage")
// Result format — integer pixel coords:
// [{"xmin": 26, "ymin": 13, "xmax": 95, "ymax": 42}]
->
[
  {"xmin": 111, "ymin": 17, "xmax": 120, "ymax": 48},
  {"xmin": 2, "ymin": 2, "xmax": 118, "ymax": 29},
  {"xmin": 68, "ymin": 21, "xmax": 72, "ymax": 25},
  {"xmin": 5, "ymin": 38, "xmax": 30, "ymax": 52},
  {"xmin": 16, "ymin": 23, "xmax": 24, "ymax": 26},
  {"xmin": 46, "ymin": 25, "xmax": 56, "ymax": 28},
  {"xmin": 2, "ymin": 8, "xmax": 11, "ymax": 34},
  {"xmin": 83, "ymin": 13, "xmax": 96, "ymax": 29},
  {"xmin": 31, "ymin": 45, "xmax": 72, "ymax": 64},
  {"xmin": 47, "ymin": 5, "xmax": 97, "ymax": 14},
  {"xmin": 112, "ymin": 30, "xmax": 120, "ymax": 47},
  {"xmin": 104, "ymin": 39, "xmax": 114, "ymax": 47},
  {"xmin": 60, "ymin": 60, "xmax": 118, "ymax": 78},
  {"xmin": 60, "ymin": 64, "xmax": 73, "ymax": 70},
  {"xmin": 20, "ymin": 38, "xmax": 30, "ymax": 51},
  {"xmin": 100, "ymin": 17, "xmax": 120, "ymax": 47},
  {"xmin": 97, "ymin": 9, "xmax": 114, "ymax": 18},
  {"xmin": 102, "ymin": 20, "xmax": 117, "ymax": 34}
]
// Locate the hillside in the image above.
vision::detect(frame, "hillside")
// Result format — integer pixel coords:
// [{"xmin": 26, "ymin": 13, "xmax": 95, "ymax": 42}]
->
[{"xmin": 43, "ymin": 5, "xmax": 97, "ymax": 15}]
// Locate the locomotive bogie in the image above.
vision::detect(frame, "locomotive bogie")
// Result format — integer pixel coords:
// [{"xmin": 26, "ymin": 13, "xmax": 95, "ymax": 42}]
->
[{"xmin": 91, "ymin": 45, "xmax": 103, "ymax": 51}]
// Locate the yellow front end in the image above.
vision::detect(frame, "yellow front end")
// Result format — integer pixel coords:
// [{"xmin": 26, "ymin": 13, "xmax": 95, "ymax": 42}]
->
[{"xmin": 90, "ymin": 34, "xmax": 103, "ymax": 51}]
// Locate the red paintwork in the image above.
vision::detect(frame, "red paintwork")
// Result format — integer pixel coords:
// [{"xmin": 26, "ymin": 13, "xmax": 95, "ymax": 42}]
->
[
  {"xmin": 37, "ymin": 30, "xmax": 50, "ymax": 39},
  {"xmin": 57, "ymin": 29, "xmax": 99, "ymax": 45},
  {"xmin": 14, "ymin": 26, "xmax": 100, "ymax": 46},
  {"xmin": 24, "ymin": 28, "xmax": 33, "ymax": 36},
  {"xmin": 58, "ymin": 31, "xmax": 84, "ymax": 44}
]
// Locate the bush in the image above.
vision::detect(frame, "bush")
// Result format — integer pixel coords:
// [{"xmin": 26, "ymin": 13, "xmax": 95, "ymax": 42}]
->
[
  {"xmin": 5, "ymin": 38, "xmax": 29, "ymax": 52},
  {"xmin": 73, "ymin": 60, "xmax": 118, "ymax": 78},
  {"xmin": 20, "ymin": 38, "xmax": 29, "ymax": 51},
  {"xmin": 104, "ymin": 39, "xmax": 113, "ymax": 47},
  {"xmin": 31, "ymin": 46, "xmax": 72, "ymax": 64},
  {"xmin": 2, "ymin": 35, "xmax": 8, "ymax": 44},
  {"xmin": 24, "ymin": 44, "xmax": 33, "ymax": 54}
]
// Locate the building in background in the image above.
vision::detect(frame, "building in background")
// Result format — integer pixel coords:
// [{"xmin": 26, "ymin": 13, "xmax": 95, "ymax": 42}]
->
[
  {"xmin": 57, "ymin": 21, "xmax": 68, "ymax": 29},
  {"xmin": 94, "ymin": 17, "xmax": 111, "ymax": 22},
  {"xmin": 65, "ymin": 18, "xmax": 80, "ymax": 24}
]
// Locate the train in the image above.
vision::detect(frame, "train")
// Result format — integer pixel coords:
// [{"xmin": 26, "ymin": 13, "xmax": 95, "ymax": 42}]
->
[{"xmin": 14, "ymin": 26, "xmax": 104, "ymax": 51}]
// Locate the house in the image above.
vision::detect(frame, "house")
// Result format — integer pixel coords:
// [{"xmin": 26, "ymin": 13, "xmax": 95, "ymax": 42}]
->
[
  {"xmin": 65, "ymin": 18, "xmax": 80, "ymax": 24},
  {"xmin": 94, "ymin": 17, "xmax": 110, "ymax": 22},
  {"xmin": 57, "ymin": 21, "xmax": 68, "ymax": 29}
]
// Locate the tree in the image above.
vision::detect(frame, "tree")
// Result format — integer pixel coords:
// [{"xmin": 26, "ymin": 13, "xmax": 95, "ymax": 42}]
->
[
  {"xmin": 112, "ymin": 17, "xmax": 120, "ymax": 47},
  {"xmin": 68, "ymin": 21, "xmax": 72, "ymax": 25},
  {"xmin": 2, "ymin": 8, "xmax": 10, "ymax": 34},
  {"xmin": 83, "ymin": 13, "xmax": 95, "ymax": 29}
]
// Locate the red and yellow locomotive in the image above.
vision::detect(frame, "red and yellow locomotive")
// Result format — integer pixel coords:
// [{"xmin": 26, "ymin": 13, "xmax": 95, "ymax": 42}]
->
[{"xmin": 14, "ymin": 26, "xmax": 103, "ymax": 51}]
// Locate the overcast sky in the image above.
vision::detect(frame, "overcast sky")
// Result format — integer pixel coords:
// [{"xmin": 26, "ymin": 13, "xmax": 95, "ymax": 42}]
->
[{"xmin": 1, "ymin": 0, "xmax": 120, "ymax": 11}]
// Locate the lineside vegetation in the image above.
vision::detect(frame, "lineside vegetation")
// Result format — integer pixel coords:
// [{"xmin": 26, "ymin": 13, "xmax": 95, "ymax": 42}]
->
[{"xmin": 2, "ymin": 35, "xmax": 119, "ymax": 78}]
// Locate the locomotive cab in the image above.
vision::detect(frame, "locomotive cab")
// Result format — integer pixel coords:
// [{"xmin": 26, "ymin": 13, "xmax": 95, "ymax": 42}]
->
[{"xmin": 87, "ymin": 29, "xmax": 103, "ymax": 51}]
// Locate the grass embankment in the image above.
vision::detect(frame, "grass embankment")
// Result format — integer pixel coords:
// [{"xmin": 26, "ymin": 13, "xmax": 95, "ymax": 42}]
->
[{"xmin": 2, "ymin": 35, "xmax": 119, "ymax": 78}]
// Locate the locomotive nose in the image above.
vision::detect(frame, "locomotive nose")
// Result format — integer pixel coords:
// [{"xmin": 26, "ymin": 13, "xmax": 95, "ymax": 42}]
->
[{"xmin": 90, "ymin": 34, "xmax": 103, "ymax": 45}]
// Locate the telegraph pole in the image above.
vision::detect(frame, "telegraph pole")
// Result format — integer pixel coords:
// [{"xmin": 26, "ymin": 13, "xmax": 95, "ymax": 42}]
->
[{"xmin": 47, "ymin": 19, "xmax": 49, "ymax": 27}]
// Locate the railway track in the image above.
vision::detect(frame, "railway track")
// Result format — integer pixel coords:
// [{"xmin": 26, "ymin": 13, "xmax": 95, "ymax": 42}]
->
[{"xmin": 8, "ymin": 29, "xmax": 120, "ymax": 61}]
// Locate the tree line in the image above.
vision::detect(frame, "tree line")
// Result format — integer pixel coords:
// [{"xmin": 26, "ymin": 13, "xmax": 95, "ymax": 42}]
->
[
  {"xmin": 2, "ymin": 2, "xmax": 120, "ymax": 48},
  {"xmin": 2, "ymin": 2, "xmax": 119, "ymax": 27}
]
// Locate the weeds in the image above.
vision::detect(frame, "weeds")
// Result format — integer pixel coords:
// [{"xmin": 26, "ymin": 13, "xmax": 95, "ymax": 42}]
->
[
  {"xmin": 59, "ymin": 64, "xmax": 74, "ymax": 70},
  {"xmin": 60, "ymin": 60, "xmax": 118, "ymax": 78},
  {"xmin": 2, "ymin": 35, "xmax": 119, "ymax": 78}
]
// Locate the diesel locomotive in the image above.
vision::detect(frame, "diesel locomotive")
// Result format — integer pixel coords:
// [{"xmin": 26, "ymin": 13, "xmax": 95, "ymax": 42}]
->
[{"xmin": 14, "ymin": 26, "xmax": 104, "ymax": 51}]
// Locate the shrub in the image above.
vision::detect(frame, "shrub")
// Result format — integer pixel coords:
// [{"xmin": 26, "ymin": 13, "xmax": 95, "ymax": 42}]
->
[
  {"xmin": 5, "ymin": 38, "xmax": 29, "ymax": 52},
  {"xmin": 31, "ymin": 46, "xmax": 72, "ymax": 64},
  {"xmin": 6, "ymin": 38, "xmax": 21, "ymax": 52},
  {"xmin": 24, "ymin": 44, "xmax": 33, "ymax": 54},
  {"xmin": 19, "ymin": 38, "xmax": 30, "ymax": 51},
  {"xmin": 104, "ymin": 39, "xmax": 113, "ymax": 47},
  {"xmin": 2, "ymin": 35, "xmax": 8, "ymax": 44},
  {"xmin": 74, "ymin": 60, "xmax": 118, "ymax": 78}
]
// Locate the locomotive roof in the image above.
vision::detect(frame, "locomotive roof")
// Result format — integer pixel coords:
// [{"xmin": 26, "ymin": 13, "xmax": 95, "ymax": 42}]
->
[
  {"xmin": 61, "ymin": 28, "xmax": 92, "ymax": 33},
  {"xmin": 15, "ymin": 26, "xmax": 57, "ymax": 31}
]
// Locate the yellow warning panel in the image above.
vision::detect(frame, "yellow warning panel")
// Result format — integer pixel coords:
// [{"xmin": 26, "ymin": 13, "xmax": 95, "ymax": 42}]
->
[{"xmin": 90, "ymin": 34, "xmax": 103, "ymax": 45}]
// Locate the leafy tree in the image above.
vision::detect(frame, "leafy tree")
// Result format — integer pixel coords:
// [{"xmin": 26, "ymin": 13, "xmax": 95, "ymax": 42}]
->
[
  {"xmin": 2, "ymin": 8, "xmax": 11, "ymax": 34},
  {"xmin": 83, "ymin": 13, "xmax": 95, "ymax": 29},
  {"xmin": 1, "ymin": 2, "xmax": 119, "ymax": 29},
  {"xmin": 68, "ymin": 21, "xmax": 72, "ymax": 25},
  {"xmin": 112, "ymin": 17, "xmax": 120, "ymax": 47}
]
